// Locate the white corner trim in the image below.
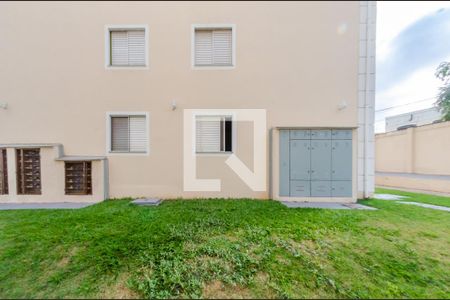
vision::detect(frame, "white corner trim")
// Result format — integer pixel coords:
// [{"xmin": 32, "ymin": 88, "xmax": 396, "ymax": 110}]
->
[
  {"xmin": 191, "ymin": 24, "xmax": 236, "ymax": 70},
  {"xmin": 104, "ymin": 24, "xmax": 149, "ymax": 70},
  {"xmin": 105, "ymin": 111, "xmax": 150, "ymax": 156},
  {"xmin": 358, "ymin": 1, "xmax": 376, "ymax": 198}
]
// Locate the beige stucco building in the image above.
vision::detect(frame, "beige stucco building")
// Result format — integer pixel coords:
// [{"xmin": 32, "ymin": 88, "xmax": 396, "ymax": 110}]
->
[{"xmin": 0, "ymin": 1, "xmax": 376, "ymax": 203}]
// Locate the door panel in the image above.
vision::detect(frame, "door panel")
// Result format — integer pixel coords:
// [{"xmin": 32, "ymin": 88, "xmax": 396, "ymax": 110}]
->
[
  {"xmin": 290, "ymin": 129, "xmax": 310, "ymax": 140},
  {"xmin": 311, "ymin": 140, "xmax": 331, "ymax": 180},
  {"xmin": 290, "ymin": 139, "xmax": 310, "ymax": 180},
  {"xmin": 331, "ymin": 140, "xmax": 352, "ymax": 180},
  {"xmin": 311, "ymin": 181, "xmax": 331, "ymax": 197},
  {"xmin": 332, "ymin": 181, "xmax": 352, "ymax": 197},
  {"xmin": 331, "ymin": 129, "xmax": 352, "ymax": 140},
  {"xmin": 279, "ymin": 130, "xmax": 290, "ymax": 196},
  {"xmin": 290, "ymin": 180, "xmax": 310, "ymax": 197},
  {"xmin": 311, "ymin": 129, "xmax": 331, "ymax": 140}
]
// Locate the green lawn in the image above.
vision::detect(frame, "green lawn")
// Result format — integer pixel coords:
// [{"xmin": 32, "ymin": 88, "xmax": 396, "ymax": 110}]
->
[{"xmin": 0, "ymin": 191, "xmax": 449, "ymax": 298}]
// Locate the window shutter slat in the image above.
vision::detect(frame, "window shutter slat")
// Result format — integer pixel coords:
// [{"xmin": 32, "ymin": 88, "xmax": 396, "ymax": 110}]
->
[
  {"xmin": 111, "ymin": 30, "xmax": 145, "ymax": 66},
  {"xmin": 196, "ymin": 116, "xmax": 222, "ymax": 152},
  {"xmin": 128, "ymin": 30, "xmax": 146, "ymax": 66},
  {"xmin": 195, "ymin": 30, "xmax": 213, "ymax": 66},
  {"xmin": 213, "ymin": 30, "xmax": 232, "ymax": 65},
  {"xmin": 111, "ymin": 117, "xmax": 130, "ymax": 152},
  {"xmin": 129, "ymin": 116, "xmax": 147, "ymax": 152},
  {"xmin": 111, "ymin": 31, "xmax": 129, "ymax": 66}
]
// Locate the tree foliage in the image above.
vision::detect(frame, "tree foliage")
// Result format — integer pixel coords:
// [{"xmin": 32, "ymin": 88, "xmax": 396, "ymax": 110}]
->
[{"xmin": 435, "ymin": 62, "xmax": 450, "ymax": 121}]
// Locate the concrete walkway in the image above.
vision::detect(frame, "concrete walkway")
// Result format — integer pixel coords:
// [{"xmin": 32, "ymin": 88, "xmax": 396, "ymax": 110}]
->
[
  {"xmin": 373, "ymin": 193, "xmax": 408, "ymax": 201},
  {"xmin": 281, "ymin": 202, "xmax": 376, "ymax": 210},
  {"xmin": 0, "ymin": 202, "xmax": 97, "ymax": 210},
  {"xmin": 398, "ymin": 201, "xmax": 450, "ymax": 212},
  {"xmin": 377, "ymin": 185, "xmax": 450, "ymax": 197},
  {"xmin": 374, "ymin": 193, "xmax": 449, "ymax": 212}
]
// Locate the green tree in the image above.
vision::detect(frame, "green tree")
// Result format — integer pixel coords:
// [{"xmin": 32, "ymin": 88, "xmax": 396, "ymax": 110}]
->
[{"xmin": 435, "ymin": 62, "xmax": 450, "ymax": 121}]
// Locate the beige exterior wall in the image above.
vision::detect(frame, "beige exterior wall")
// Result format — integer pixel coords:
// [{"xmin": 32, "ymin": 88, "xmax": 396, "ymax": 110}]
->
[
  {"xmin": 376, "ymin": 175, "xmax": 450, "ymax": 195},
  {"xmin": 0, "ymin": 1, "xmax": 375, "ymax": 202},
  {"xmin": 375, "ymin": 121, "xmax": 450, "ymax": 194},
  {"xmin": 376, "ymin": 121, "xmax": 450, "ymax": 175}
]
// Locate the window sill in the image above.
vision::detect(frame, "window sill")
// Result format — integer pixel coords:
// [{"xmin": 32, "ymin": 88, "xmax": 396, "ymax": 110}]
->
[
  {"xmin": 105, "ymin": 65, "xmax": 149, "ymax": 70},
  {"xmin": 17, "ymin": 193, "xmax": 42, "ymax": 196},
  {"xmin": 65, "ymin": 193, "xmax": 93, "ymax": 196},
  {"xmin": 196, "ymin": 152, "xmax": 233, "ymax": 157},
  {"xmin": 108, "ymin": 151, "xmax": 149, "ymax": 156},
  {"xmin": 191, "ymin": 65, "xmax": 235, "ymax": 71}
]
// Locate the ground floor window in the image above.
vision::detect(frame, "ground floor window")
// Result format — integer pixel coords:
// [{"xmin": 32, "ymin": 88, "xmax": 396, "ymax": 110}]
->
[
  {"xmin": 109, "ymin": 113, "xmax": 148, "ymax": 154},
  {"xmin": 16, "ymin": 148, "xmax": 41, "ymax": 195},
  {"xmin": 196, "ymin": 115, "xmax": 233, "ymax": 153},
  {"xmin": 65, "ymin": 161, "xmax": 92, "ymax": 195},
  {"xmin": 0, "ymin": 149, "xmax": 8, "ymax": 195}
]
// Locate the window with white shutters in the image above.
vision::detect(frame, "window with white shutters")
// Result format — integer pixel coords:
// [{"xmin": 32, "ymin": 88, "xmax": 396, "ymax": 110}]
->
[
  {"xmin": 196, "ymin": 116, "xmax": 233, "ymax": 153},
  {"xmin": 110, "ymin": 115, "xmax": 148, "ymax": 153},
  {"xmin": 194, "ymin": 28, "xmax": 233, "ymax": 66},
  {"xmin": 109, "ymin": 29, "xmax": 146, "ymax": 66}
]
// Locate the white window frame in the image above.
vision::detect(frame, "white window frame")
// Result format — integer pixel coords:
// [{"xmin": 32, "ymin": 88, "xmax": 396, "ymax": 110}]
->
[
  {"xmin": 104, "ymin": 24, "xmax": 149, "ymax": 70},
  {"xmin": 194, "ymin": 112, "xmax": 237, "ymax": 155},
  {"xmin": 106, "ymin": 112, "xmax": 150, "ymax": 156},
  {"xmin": 191, "ymin": 24, "xmax": 236, "ymax": 70}
]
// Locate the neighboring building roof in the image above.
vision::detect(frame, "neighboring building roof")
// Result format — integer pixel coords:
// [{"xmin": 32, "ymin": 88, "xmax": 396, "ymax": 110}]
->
[{"xmin": 385, "ymin": 107, "xmax": 442, "ymax": 132}]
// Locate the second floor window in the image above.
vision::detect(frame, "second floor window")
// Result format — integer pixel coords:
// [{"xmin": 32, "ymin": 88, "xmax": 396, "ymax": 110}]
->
[
  {"xmin": 194, "ymin": 27, "xmax": 233, "ymax": 67},
  {"xmin": 109, "ymin": 28, "xmax": 146, "ymax": 67}
]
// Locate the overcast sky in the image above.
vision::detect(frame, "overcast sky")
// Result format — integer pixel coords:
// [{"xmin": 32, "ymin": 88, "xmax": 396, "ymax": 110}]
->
[{"xmin": 375, "ymin": 1, "xmax": 450, "ymax": 132}]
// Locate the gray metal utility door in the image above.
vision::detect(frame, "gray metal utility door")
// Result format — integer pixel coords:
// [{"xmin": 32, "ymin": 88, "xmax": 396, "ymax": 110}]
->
[
  {"xmin": 311, "ymin": 181, "xmax": 331, "ymax": 197},
  {"xmin": 290, "ymin": 140, "xmax": 310, "ymax": 180},
  {"xmin": 279, "ymin": 128, "xmax": 352, "ymax": 198},
  {"xmin": 332, "ymin": 140, "xmax": 352, "ymax": 180},
  {"xmin": 279, "ymin": 130, "xmax": 290, "ymax": 196},
  {"xmin": 311, "ymin": 140, "xmax": 331, "ymax": 180}
]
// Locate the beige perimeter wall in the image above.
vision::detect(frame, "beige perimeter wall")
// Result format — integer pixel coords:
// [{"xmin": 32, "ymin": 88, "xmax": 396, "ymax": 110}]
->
[
  {"xmin": 0, "ymin": 1, "xmax": 374, "ymax": 201},
  {"xmin": 375, "ymin": 121, "xmax": 450, "ymax": 193}
]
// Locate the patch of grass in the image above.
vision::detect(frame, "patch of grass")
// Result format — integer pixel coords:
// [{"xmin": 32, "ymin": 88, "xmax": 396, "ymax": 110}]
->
[
  {"xmin": 0, "ymin": 196, "xmax": 449, "ymax": 298},
  {"xmin": 376, "ymin": 187, "xmax": 450, "ymax": 207}
]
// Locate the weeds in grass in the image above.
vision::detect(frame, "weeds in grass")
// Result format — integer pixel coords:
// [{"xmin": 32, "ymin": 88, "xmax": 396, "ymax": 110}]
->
[{"xmin": 0, "ymin": 193, "xmax": 449, "ymax": 298}]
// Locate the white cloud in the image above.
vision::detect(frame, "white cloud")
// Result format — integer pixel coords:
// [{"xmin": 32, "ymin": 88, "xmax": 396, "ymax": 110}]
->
[
  {"xmin": 375, "ymin": 1, "xmax": 450, "ymax": 132},
  {"xmin": 377, "ymin": 1, "xmax": 450, "ymax": 62}
]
